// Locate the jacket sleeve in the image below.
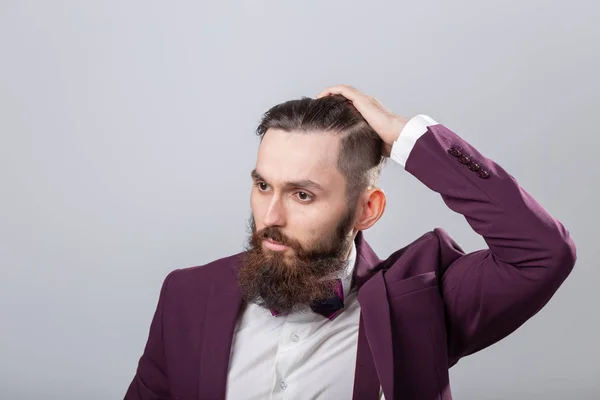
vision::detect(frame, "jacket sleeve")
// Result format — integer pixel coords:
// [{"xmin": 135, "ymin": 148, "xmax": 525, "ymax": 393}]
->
[
  {"xmin": 404, "ymin": 124, "xmax": 576, "ymax": 366},
  {"xmin": 124, "ymin": 270, "xmax": 178, "ymax": 399}
]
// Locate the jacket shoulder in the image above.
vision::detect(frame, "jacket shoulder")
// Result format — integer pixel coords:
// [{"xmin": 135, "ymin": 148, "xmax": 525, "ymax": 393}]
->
[
  {"xmin": 167, "ymin": 251, "xmax": 244, "ymax": 292},
  {"xmin": 383, "ymin": 228, "xmax": 465, "ymax": 278}
]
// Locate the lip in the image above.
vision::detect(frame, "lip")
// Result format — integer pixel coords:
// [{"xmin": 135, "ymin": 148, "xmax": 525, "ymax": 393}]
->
[{"xmin": 263, "ymin": 239, "xmax": 289, "ymax": 252}]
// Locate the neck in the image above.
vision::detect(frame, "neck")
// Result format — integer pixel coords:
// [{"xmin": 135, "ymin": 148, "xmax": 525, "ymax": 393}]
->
[
  {"xmin": 344, "ymin": 229, "xmax": 358, "ymax": 260},
  {"xmin": 343, "ymin": 230, "xmax": 359, "ymax": 260}
]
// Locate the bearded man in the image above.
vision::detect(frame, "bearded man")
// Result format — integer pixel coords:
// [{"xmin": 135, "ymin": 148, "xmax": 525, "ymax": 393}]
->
[{"xmin": 125, "ymin": 85, "xmax": 576, "ymax": 400}]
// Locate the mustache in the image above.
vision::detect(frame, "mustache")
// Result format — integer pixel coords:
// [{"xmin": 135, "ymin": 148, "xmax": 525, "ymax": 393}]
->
[{"xmin": 253, "ymin": 226, "xmax": 303, "ymax": 252}]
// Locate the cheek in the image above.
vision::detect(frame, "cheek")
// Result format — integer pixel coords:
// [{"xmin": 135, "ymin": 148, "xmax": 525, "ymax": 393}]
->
[
  {"xmin": 290, "ymin": 210, "xmax": 337, "ymax": 244},
  {"xmin": 250, "ymin": 190, "xmax": 258, "ymax": 212},
  {"xmin": 250, "ymin": 189, "xmax": 266, "ymax": 214},
  {"xmin": 249, "ymin": 191, "xmax": 262, "ymax": 228}
]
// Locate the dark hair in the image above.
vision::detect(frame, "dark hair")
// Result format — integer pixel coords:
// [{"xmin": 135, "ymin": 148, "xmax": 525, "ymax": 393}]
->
[{"xmin": 256, "ymin": 94, "xmax": 385, "ymax": 205}]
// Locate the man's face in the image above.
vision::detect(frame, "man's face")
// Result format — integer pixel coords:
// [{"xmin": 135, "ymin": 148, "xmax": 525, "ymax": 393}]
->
[{"xmin": 238, "ymin": 129, "xmax": 357, "ymax": 313}]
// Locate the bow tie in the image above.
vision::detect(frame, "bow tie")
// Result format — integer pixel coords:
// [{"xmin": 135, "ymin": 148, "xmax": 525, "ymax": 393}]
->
[
  {"xmin": 310, "ymin": 278, "xmax": 345, "ymax": 320},
  {"xmin": 270, "ymin": 279, "xmax": 345, "ymax": 320}
]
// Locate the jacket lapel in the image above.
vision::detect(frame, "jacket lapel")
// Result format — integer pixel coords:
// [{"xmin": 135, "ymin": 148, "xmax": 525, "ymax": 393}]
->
[
  {"xmin": 354, "ymin": 232, "xmax": 397, "ymax": 400},
  {"xmin": 197, "ymin": 262, "xmax": 243, "ymax": 400}
]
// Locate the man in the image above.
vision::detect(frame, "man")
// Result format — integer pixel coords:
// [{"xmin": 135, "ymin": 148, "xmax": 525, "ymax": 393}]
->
[{"xmin": 125, "ymin": 85, "xmax": 576, "ymax": 400}]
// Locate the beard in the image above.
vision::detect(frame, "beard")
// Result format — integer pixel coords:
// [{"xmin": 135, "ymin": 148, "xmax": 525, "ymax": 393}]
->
[{"xmin": 237, "ymin": 210, "xmax": 356, "ymax": 315}]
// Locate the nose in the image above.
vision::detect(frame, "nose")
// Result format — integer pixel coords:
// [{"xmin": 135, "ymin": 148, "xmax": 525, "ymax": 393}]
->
[{"xmin": 263, "ymin": 196, "xmax": 286, "ymax": 227}]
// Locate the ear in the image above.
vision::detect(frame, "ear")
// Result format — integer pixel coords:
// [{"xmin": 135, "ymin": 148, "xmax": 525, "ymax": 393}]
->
[{"xmin": 353, "ymin": 187, "xmax": 386, "ymax": 231}]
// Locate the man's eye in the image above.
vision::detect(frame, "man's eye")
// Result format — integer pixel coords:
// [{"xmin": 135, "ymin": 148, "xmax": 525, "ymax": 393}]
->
[
  {"xmin": 257, "ymin": 182, "xmax": 269, "ymax": 191},
  {"xmin": 297, "ymin": 192, "xmax": 312, "ymax": 201}
]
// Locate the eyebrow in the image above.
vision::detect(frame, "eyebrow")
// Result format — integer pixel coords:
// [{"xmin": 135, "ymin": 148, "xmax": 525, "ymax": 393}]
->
[{"xmin": 251, "ymin": 169, "xmax": 324, "ymax": 192}]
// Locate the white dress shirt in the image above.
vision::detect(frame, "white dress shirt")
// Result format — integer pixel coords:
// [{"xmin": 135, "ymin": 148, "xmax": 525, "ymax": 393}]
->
[{"xmin": 225, "ymin": 115, "xmax": 438, "ymax": 400}]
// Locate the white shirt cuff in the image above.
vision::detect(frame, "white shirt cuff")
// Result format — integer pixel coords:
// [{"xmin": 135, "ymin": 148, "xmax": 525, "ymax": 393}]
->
[{"xmin": 390, "ymin": 114, "xmax": 438, "ymax": 167}]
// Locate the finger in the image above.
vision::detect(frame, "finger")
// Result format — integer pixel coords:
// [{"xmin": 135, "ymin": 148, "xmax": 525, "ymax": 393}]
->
[
  {"xmin": 316, "ymin": 84, "xmax": 358, "ymax": 99},
  {"xmin": 316, "ymin": 84, "xmax": 363, "ymax": 101},
  {"xmin": 316, "ymin": 87, "xmax": 338, "ymax": 99},
  {"xmin": 318, "ymin": 85, "xmax": 381, "ymax": 120}
]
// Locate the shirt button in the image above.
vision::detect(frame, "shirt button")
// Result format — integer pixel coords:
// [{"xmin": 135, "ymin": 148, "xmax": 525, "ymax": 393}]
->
[
  {"xmin": 280, "ymin": 380, "xmax": 288, "ymax": 390},
  {"xmin": 290, "ymin": 333, "xmax": 300, "ymax": 342}
]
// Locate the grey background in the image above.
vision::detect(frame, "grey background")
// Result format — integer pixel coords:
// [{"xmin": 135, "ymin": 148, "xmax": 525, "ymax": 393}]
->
[{"xmin": 1, "ymin": 1, "xmax": 598, "ymax": 399}]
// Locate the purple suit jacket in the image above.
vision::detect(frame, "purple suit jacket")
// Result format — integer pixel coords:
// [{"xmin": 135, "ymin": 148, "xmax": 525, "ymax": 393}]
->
[{"xmin": 125, "ymin": 125, "xmax": 576, "ymax": 400}]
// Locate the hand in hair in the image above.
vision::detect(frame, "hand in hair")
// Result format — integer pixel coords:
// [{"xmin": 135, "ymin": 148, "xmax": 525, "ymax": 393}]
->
[{"xmin": 316, "ymin": 85, "xmax": 408, "ymax": 157}]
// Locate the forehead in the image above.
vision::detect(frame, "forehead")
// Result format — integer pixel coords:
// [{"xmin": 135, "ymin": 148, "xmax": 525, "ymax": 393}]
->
[{"xmin": 256, "ymin": 128, "xmax": 344, "ymax": 185}]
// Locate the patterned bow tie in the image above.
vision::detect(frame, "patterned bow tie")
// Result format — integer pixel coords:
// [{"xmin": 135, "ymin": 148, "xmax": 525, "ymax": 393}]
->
[{"xmin": 270, "ymin": 279, "xmax": 345, "ymax": 320}]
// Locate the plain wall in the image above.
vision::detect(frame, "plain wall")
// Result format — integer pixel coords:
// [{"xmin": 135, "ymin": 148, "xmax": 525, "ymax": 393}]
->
[{"xmin": 1, "ymin": 1, "xmax": 598, "ymax": 399}]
